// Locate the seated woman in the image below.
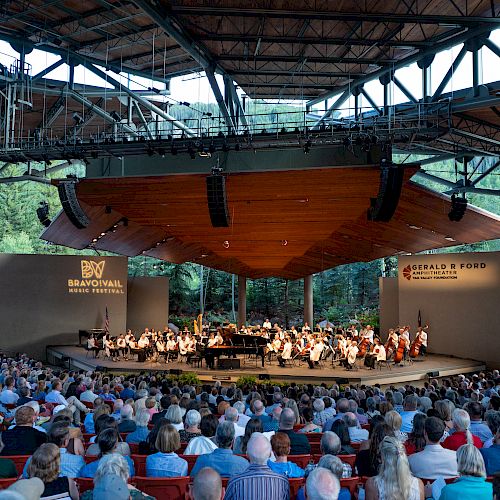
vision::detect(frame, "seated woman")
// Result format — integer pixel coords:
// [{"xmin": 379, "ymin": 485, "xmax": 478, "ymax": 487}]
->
[
  {"xmin": 385, "ymin": 410, "xmax": 408, "ymax": 443},
  {"xmin": 267, "ymin": 433, "xmax": 305, "ymax": 478},
  {"xmin": 365, "ymin": 436, "xmax": 424, "ymax": 500},
  {"xmin": 165, "ymin": 404, "xmax": 184, "ymax": 431},
  {"xmin": 184, "ymin": 414, "xmax": 219, "ymax": 455},
  {"xmin": 233, "ymin": 418, "xmax": 263, "ymax": 455},
  {"xmin": 331, "ymin": 419, "xmax": 356, "ymax": 455},
  {"xmin": 86, "ymin": 415, "xmax": 130, "ymax": 457},
  {"xmin": 442, "ymin": 409, "xmax": 483, "ymax": 450},
  {"xmin": 138, "ymin": 417, "xmax": 170, "ymax": 455},
  {"xmin": 405, "ymin": 413, "xmax": 427, "ymax": 456},
  {"xmin": 27, "ymin": 443, "xmax": 79, "ymax": 499},
  {"xmin": 79, "ymin": 428, "xmax": 135, "ymax": 478},
  {"xmin": 125, "ymin": 408, "xmax": 151, "ymax": 444},
  {"xmin": 145, "ymin": 424, "xmax": 188, "ymax": 477},
  {"xmin": 179, "ymin": 410, "xmax": 202, "ymax": 443},
  {"xmin": 355, "ymin": 423, "xmax": 395, "ymax": 478},
  {"xmin": 298, "ymin": 408, "xmax": 322, "ymax": 433},
  {"xmin": 439, "ymin": 443, "xmax": 492, "ymax": 500},
  {"xmin": 80, "ymin": 454, "xmax": 153, "ymax": 500}
]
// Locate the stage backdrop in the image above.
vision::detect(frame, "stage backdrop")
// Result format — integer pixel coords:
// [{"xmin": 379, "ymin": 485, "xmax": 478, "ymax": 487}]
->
[
  {"xmin": 0, "ymin": 254, "xmax": 128, "ymax": 358},
  {"xmin": 127, "ymin": 276, "xmax": 169, "ymax": 333},
  {"xmin": 396, "ymin": 251, "xmax": 499, "ymax": 367}
]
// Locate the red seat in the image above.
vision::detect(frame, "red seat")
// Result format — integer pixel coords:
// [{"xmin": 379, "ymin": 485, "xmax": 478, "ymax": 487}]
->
[
  {"xmin": 82, "ymin": 401, "xmax": 94, "ymax": 410},
  {"xmin": 304, "ymin": 432, "xmax": 323, "ymax": 443},
  {"xmin": 350, "ymin": 442, "xmax": 361, "ymax": 451},
  {"xmin": 361, "ymin": 424, "xmax": 371, "ymax": 431},
  {"xmin": 287, "ymin": 454, "xmax": 311, "ymax": 469},
  {"xmin": 3, "ymin": 404, "xmax": 16, "ymax": 410},
  {"xmin": 179, "ymin": 454, "xmax": 199, "ymax": 474},
  {"xmin": 310, "ymin": 442, "xmax": 321, "ymax": 455},
  {"xmin": 129, "ymin": 443, "xmax": 140, "ymax": 454},
  {"xmin": 178, "ymin": 442, "xmax": 188, "ymax": 454},
  {"xmin": 293, "ymin": 424, "xmax": 306, "ymax": 431},
  {"xmin": 5, "ymin": 455, "xmax": 30, "ymax": 475},
  {"xmin": 133, "ymin": 476, "xmax": 190, "ymax": 500},
  {"xmin": 82, "ymin": 433, "xmax": 95, "ymax": 442},
  {"xmin": 131, "ymin": 454, "xmax": 148, "ymax": 476},
  {"xmin": 340, "ymin": 476, "xmax": 360, "ymax": 495},
  {"xmin": 338, "ymin": 454, "xmax": 356, "ymax": 468},
  {"xmin": 421, "ymin": 477, "xmax": 459, "ymax": 485},
  {"xmin": 84, "ymin": 455, "xmax": 97, "ymax": 464},
  {"xmin": 288, "ymin": 477, "xmax": 305, "ymax": 500},
  {"xmin": 119, "ymin": 432, "xmax": 130, "ymax": 442},
  {"xmin": 0, "ymin": 478, "xmax": 17, "ymax": 490},
  {"xmin": 75, "ymin": 477, "xmax": 94, "ymax": 493}
]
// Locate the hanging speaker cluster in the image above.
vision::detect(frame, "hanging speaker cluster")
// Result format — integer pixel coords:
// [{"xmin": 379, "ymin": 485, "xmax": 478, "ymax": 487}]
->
[
  {"xmin": 58, "ymin": 179, "xmax": 90, "ymax": 229},
  {"xmin": 206, "ymin": 174, "xmax": 230, "ymax": 227},
  {"xmin": 448, "ymin": 193, "xmax": 467, "ymax": 222},
  {"xmin": 367, "ymin": 160, "xmax": 404, "ymax": 222}
]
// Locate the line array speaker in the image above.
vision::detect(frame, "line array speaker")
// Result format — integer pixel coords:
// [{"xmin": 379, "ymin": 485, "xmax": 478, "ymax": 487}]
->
[
  {"xmin": 206, "ymin": 175, "xmax": 230, "ymax": 227},
  {"xmin": 58, "ymin": 180, "xmax": 90, "ymax": 229},
  {"xmin": 367, "ymin": 160, "xmax": 404, "ymax": 222}
]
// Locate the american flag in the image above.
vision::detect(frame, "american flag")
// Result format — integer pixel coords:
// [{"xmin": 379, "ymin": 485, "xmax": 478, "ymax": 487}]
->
[
  {"xmin": 418, "ymin": 309, "xmax": 422, "ymax": 327},
  {"xmin": 104, "ymin": 307, "xmax": 110, "ymax": 335}
]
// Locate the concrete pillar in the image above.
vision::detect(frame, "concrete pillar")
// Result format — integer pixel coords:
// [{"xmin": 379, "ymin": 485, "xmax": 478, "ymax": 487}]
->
[
  {"xmin": 237, "ymin": 275, "xmax": 247, "ymax": 328},
  {"xmin": 304, "ymin": 274, "xmax": 313, "ymax": 328}
]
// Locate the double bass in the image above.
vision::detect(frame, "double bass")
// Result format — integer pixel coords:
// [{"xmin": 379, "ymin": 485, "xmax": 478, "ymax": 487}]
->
[
  {"xmin": 409, "ymin": 336, "xmax": 423, "ymax": 358},
  {"xmin": 357, "ymin": 337, "xmax": 370, "ymax": 358},
  {"xmin": 393, "ymin": 336, "xmax": 406, "ymax": 363}
]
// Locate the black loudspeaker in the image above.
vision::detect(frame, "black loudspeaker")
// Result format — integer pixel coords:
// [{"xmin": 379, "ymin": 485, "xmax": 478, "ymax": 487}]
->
[
  {"xmin": 336, "ymin": 378, "xmax": 350, "ymax": 385},
  {"xmin": 58, "ymin": 180, "xmax": 90, "ymax": 229},
  {"xmin": 259, "ymin": 373, "xmax": 270, "ymax": 380},
  {"xmin": 218, "ymin": 358, "xmax": 240, "ymax": 369},
  {"xmin": 95, "ymin": 366, "xmax": 107, "ymax": 372},
  {"xmin": 169, "ymin": 369, "xmax": 183, "ymax": 376},
  {"xmin": 367, "ymin": 161, "xmax": 404, "ymax": 222},
  {"xmin": 427, "ymin": 370, "xmax": 440, "ymax": 378},
  {"xmin": 206, "ymin": 175, "xmax": 230, "ymax": 227}
]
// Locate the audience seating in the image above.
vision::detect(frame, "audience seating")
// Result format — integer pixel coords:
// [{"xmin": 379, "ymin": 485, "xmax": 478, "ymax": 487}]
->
[
  {"xmin": 421, "ymin": 477, "xmax": 459, "ymax": 485},
  {"xmin": 134, "ymin": 476, "xmax": 191, "ymax": 500},
  {"xmin": 179, "ymin": 454, "xmax": 198, "ymax": 474},
  {"xmin": 82, "ymin": 433, "xmax": 95, "ymax": 442},
  {"xmin": 131, "ymin": 454, "xmax": 147, "ymax": 476},
  {"xmin": 81, "ymin": 401, "xmax": 94, "ymax": 410},
  {"xmin": 75, "ymin": 477, "xmax": 94, "ymax": 493},
  {"xmin": 119, "ymin": 432, "xmax": 130, "ymax": 441},
  {"xmin": 350, "ymin": 442, "xmax": 361, "ymax": 451},
  {"xmin": 304, "ymin": 432, "xmax": 323, "ymax": 443},
  {"xmin": 309, "ymin": 442, "xmax": 322, "ymax": 454},
  {"xmin": 293, "ymin": 424, "xmax": 306, "ymax": 431},
  {"xmin": 338, "ymin": 454, "xmax": 356, "ymax": 468},
  {"xmin": 6, "ymin": 455, "xmax": 30, "ymax": 476},
  {"xmin": 129, "ymin": 443, "xmax": 140, "ymax": 454},
  {"xmin": 287, "ymin": 454, "xmax": 311, "ymax": 469},
  {"xmin": 361, "ymin": 424, "xmax": 370, "ymax": 431},
  {"xmin": 0, "ymin": 478, "xmax": 17, "ymax": 490},
  {"xmin": 288, "ymin": 477, "xmax": 305, "ymax": 499},
  {"xmin": 83, "ymin": 455, "xmax": 97, "ymax": 464},
  {"xmin": 340, "ymin": 476, "xmax": 360, "ymax": 496}
]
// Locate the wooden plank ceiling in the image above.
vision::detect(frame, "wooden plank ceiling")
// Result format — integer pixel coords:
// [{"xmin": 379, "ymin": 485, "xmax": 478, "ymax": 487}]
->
[{"xmin": 41, "ymin": 167, "xmax": 500, "ymax": 279}]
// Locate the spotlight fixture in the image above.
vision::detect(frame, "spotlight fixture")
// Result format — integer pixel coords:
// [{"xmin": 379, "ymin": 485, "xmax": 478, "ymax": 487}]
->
[
  {"xmin": 448, "ymin": 193, "xmax": 467, "ymax": 222},
  {"xmin": 234, "ymin": 143, "xmax": 241, "ymax": 151},
  {"xmin": 170, "ymin": 145, "xmax": 178, "ymax": 156},
  {"xmin": 408, "ymin": 224, "xmax": 422, "ymax": 230},
  {"xmin": 36, "ymin": 201, "xmax": 51, "ymax": 227},
  {"xmin": 444, "ymin": 236, "xmax": 456, "ymax": 242},
  {"xmin": 72, "ymin": 112, "xmax": 84, "ymax": 125},
  {"xmin": 208, "ymin": 141, "xmax": 216, "ymax": 154},
  {"xmin": 147, "ymin": 147, "xmax": 155, "ymax": 157},
  {"xmin": 281, "ymin": 240, "xmax": 288, "ymax": 246},
  {"xmin": 223, "ymin": 240, "xmax": 230, "ymax": 249},
  {"xmin": 222, "ymin": 142, "xmax": 230, "ymax": 152},
  {"xmin": 303, "ymin": 140, "xmax": 311, "ymax": 154},
  {"xmin": 157, "ymin": 147, "xmax": 166, "ymax": 157},
  {"xmin": 188, "ymin": 145, "xmax": 196, "ymax": 160},
  {"xmin": 110, "ymin": 111, "xmax": 121, "ymax": 122}
]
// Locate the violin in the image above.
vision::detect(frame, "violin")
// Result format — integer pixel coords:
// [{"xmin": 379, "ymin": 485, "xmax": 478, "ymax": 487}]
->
[{"xmin": 393, "ymin": 336, "xmax": 406, "ymax": 363}]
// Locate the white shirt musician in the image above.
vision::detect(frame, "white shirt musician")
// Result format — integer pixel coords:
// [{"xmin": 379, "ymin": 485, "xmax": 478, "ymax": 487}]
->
[
  {"xmin": 302, "ymin": 323, "xmax": 311, "ymax": 334},
  {"xmin": 215, "ymin": 332, "xmax": 224, "ymax": 345},
  {"xmin": 375, "ymin": 344, "xmax": 386, "ymax": 361},
  {"xmin": 138, "ymin": 335, "xmax": 149, "ymax": 349},
  {"xmin": 337, "ymin": 336, "xmax": 347, "ymax": 358},
  {"xmin": 263, "ymin": 319, "xmax": 272, "ymax": 329},
  {"xmin": 311, "ymin": 339, "xmax": 324, "ymax": 362},
  {"xmin": 178, "ymin": 337, "xmax": 188, "ymax": 355},
  {"xmin": 207, "ymin": 335, "xmax": 217, "ymax": 348},
  {"xmin": 166, "ymin": 338, "xmax": 177, "ymax": 351},
  {"xmin": 116, "ymin": 336, "xmax": 126, "ymax": 349},
  {"xmin": 278, "ymin": 338, "xmax": 293, "ymax": 367},
  {"xmin": 345, "ymin": 342, "xmax": 359, "ymax": 369},
  {"xmin": 415, "ymin": 325, "xmax": 429, "ymax": 355},
  {"xmin": 87, "ymin": 336, "xmax": 97, "ymax": 350},
  {"xmin": 364, "ymin": 326, "xmax": 374, "ymax": 344}
]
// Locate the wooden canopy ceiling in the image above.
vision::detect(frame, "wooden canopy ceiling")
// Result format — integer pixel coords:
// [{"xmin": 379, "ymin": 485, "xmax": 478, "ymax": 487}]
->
[{"xmin": 41, "ymin": 167, "xmax": 500, "ymax": 279}]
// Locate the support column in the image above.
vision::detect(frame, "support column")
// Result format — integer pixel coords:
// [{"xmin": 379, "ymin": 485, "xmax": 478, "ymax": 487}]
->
[
  {"xmin": 237, "ymin": 276, "xmax": 247, "ymax": 328},
  {"xmin": 304, "ymin": 275, "xmax": 313, "ymax": 328}
]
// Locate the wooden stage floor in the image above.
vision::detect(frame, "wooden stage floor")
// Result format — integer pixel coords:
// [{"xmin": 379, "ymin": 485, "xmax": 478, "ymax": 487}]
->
[{"xmin": 47, "ymin": 345, "xmax": 485, "ymax": 386}]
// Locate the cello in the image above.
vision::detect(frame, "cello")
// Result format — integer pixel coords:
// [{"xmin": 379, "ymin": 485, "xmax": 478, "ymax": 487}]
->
[
  {"xmin": 357, "ymin": 336, "xmax": 370, "ymax": 358},
  {"xmin": 393, "ymin": 336, "xmax": 406, "ymax": 364},
  {"xmin": 409, "ymin": 336, "xmax": 423, "ymax": 358},
  {"xmin": 385, "ymin": 336, "xmax": 396, "ymax": 360}
]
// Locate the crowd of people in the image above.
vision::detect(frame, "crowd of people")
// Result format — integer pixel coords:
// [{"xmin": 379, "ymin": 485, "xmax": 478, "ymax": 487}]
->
[{"xmin": 0, "ymin": 351, "xmax": 498, "ymax": 499}]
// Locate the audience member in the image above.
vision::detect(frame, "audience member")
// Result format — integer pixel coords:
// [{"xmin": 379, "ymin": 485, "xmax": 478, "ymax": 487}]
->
[
  {"xmin": 320, "ymin": 432, "xmax": 352, "ymax": 478},
  {"xmin": 117, "ymin": 404, "xmax": 136, "ymax": 433},
  {"xmin": 405, "ymin": 413, "xmax": 427, "ymax": 455},
  {"xmin": 467, "ymin": 402, "xmax": 494, "ymax": 443},
  {"xmin": 355, "ymin": 423, "xmax": 395, "ymax": 477},
  {"xmin": 400, "ymin": 394, "xmax": 420, "ymax": 434},
  {"xmin": 331, "ymin": 420, "xmax": 355, "ymax": 455},
  {"xmin": 438, "ymin": 443, "xmax": 492, "ymax": 499},
  {"xmin": 225, "ymin": 433, "xmax": 289, "ymax": 500},
  {"xmin": 233, "ymin": 418, "xmax": 263, "ymax": 455},
  {"xmin": 125, "ymin": 408, "xmax": 150, "ymax": 444},
  {"xmin": 299, "ymin": 407, "xmax": 322, "ymax": 433},
  {"xmin": 316, "ymin": 456, "xmax": 351, "ymax": 500},
  {"xmin": 191, "ymin": 421, "xmax": 249, "ymax": 477},
  {"xmin": 344, "ymin": 412, "xmax": 368, "ymax": 442},
  {"xmin": 278, "ymin": 408, "xmax": 311, "ymax": 455},
  {"xmin": 189, "ymin": 467, "xmax": 224, "ymax": 500},
  {"xmin": 442, "ymin": 409, "xmax": 483, "ymax": 450},
  {"xmin": 267, "ymin": 432, "xmax": 305, "ymax": 478},
  {"xmin": 184, "ymin": 414, "xmax": 219, "ymax": 455},
  {"xmin": 305, "ymin": 466, "xmax": 340, "ymax": 500},
  {"xmin": 479, "ymin": 428, "xmax": 500, "ymax": 476}
]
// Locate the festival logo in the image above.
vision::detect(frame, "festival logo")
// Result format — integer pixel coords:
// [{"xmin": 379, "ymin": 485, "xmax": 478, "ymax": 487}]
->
[
  {"xmin": 81, "ymin": 260, "xmax": 105, "ymax": 279},
  {"xmin": 403, "ymin": 265, "xmax": 412, "ymax": 281},
  {"xmin": 68, "ymin": 259, "xmax": 124, "ymax": 294}
]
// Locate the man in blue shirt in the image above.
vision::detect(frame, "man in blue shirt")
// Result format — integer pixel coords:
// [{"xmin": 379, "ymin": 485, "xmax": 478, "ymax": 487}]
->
[
  {"xmin": 119, "ymin": 382, "xmax": 135, "ymax": 401},
  {"xmin": 191, "ymin": 421, "xmax": 249, "ymax": 477},
  {"xmin": 468, "ymin": 402, "xmax": 494, "ymax": 443}
]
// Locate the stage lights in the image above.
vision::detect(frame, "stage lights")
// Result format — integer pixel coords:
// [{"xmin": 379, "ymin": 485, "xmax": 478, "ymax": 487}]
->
[
  {"xmin": 448, "ymin": 193, "xmax": 467, "ymax": 222},
  {"xmin": 88, "ymin": 218, "xmax": 128, "ymax": 247},
  {"xmin": 303, "ymin": 140, "xmax": 312, "ymax": 154}
]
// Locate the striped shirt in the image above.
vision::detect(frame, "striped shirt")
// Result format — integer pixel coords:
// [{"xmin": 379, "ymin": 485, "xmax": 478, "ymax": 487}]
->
[{"xmin": 225, "ymin": 463, "xmax": 290, "ymax": 500}]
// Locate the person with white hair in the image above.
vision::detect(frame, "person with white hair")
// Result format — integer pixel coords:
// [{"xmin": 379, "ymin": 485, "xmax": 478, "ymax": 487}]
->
[
  {"xmin": 125, "ymin": 408, "xmax": 150, "ymax": 444},
  {"xmin": 305, "ymin": 466, "xmax": 340, "ymax": 500},
  {"xmin": 344, "ymin": 412, "xmax": 369, "ymax": 442},
  {"xmin": 224, "ymin": 407, "xmax": 245, "ymax": 438},
  {"xmin": 233, "ymin": 401, "xmax": 251, "ymax": 428},
  {"xmin": 225, "ymin": 433, "xmax": 289, "ymax": 500},
  {"xmin": 438, "ymin": 443, "xmax": 492, "ymax": 500},
  {"xmin": 189, "ymin": 467, "xmax": 224, "ymax": 500},
  {"xmin": 365, "ymin": 436, "xmax": 424, "ymax": 500},
  {"xmin": 165, "ymin": 404, "xmax": 184, "ymax": 431},
  {"xmin": 118, "ymin": 404, "xmax": 136, "ymax": 433},
  {"xmin": 313, "ymin": 399, "xmax": 329, "ymax": 427},
  {"xmin": 180, "ymin": 409, "xmax": 202, "ymax": 442},
  {"xmin": 442, "ymin": 409, "xmax": 483, "ymax": 450}
]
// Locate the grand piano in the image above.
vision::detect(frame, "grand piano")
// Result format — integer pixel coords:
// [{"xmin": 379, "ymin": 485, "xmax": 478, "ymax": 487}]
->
[
  {"xmin": 203, "ymin": 333, "xmax": 267, "ymax": 368},
  {"xmin": 78, "ymin": 328, "xmax": 105, "ymax": 346}
]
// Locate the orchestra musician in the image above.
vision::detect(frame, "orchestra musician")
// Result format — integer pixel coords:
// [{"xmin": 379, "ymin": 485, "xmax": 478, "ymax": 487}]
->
[
  {"xmin": 116, "ymin": 334, "xmax": 127, "ymax": 360},
  {"xmin": 341, "ymin": 340, "xmax": 359, "ymax": 370},
  {"xmin": 87, "ymin": 334, "xmax": 100, "ymax": 358},
  {"xmin": 277, "ymin": 336, "xmax": 292, "ymax": 367},
  {"xmin": 415, "ymin": 325, "xmax": 429, "ymax": 356},
  {"xmin": 308, "ymin": 336, "xmax": 324, "ymax": 369},
  {"xmin": 364, "ymin": 337, "xmax": 386, "ymax": 369},
  {"xmin": 263, "ymin": 318, "xmax": 272, "ymax": 329}
]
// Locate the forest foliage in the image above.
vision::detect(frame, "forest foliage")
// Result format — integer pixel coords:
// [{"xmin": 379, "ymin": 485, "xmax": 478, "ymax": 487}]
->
[{"xmin": 0, "ymin": 102, "xmax": 499, "ymax": 327}]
